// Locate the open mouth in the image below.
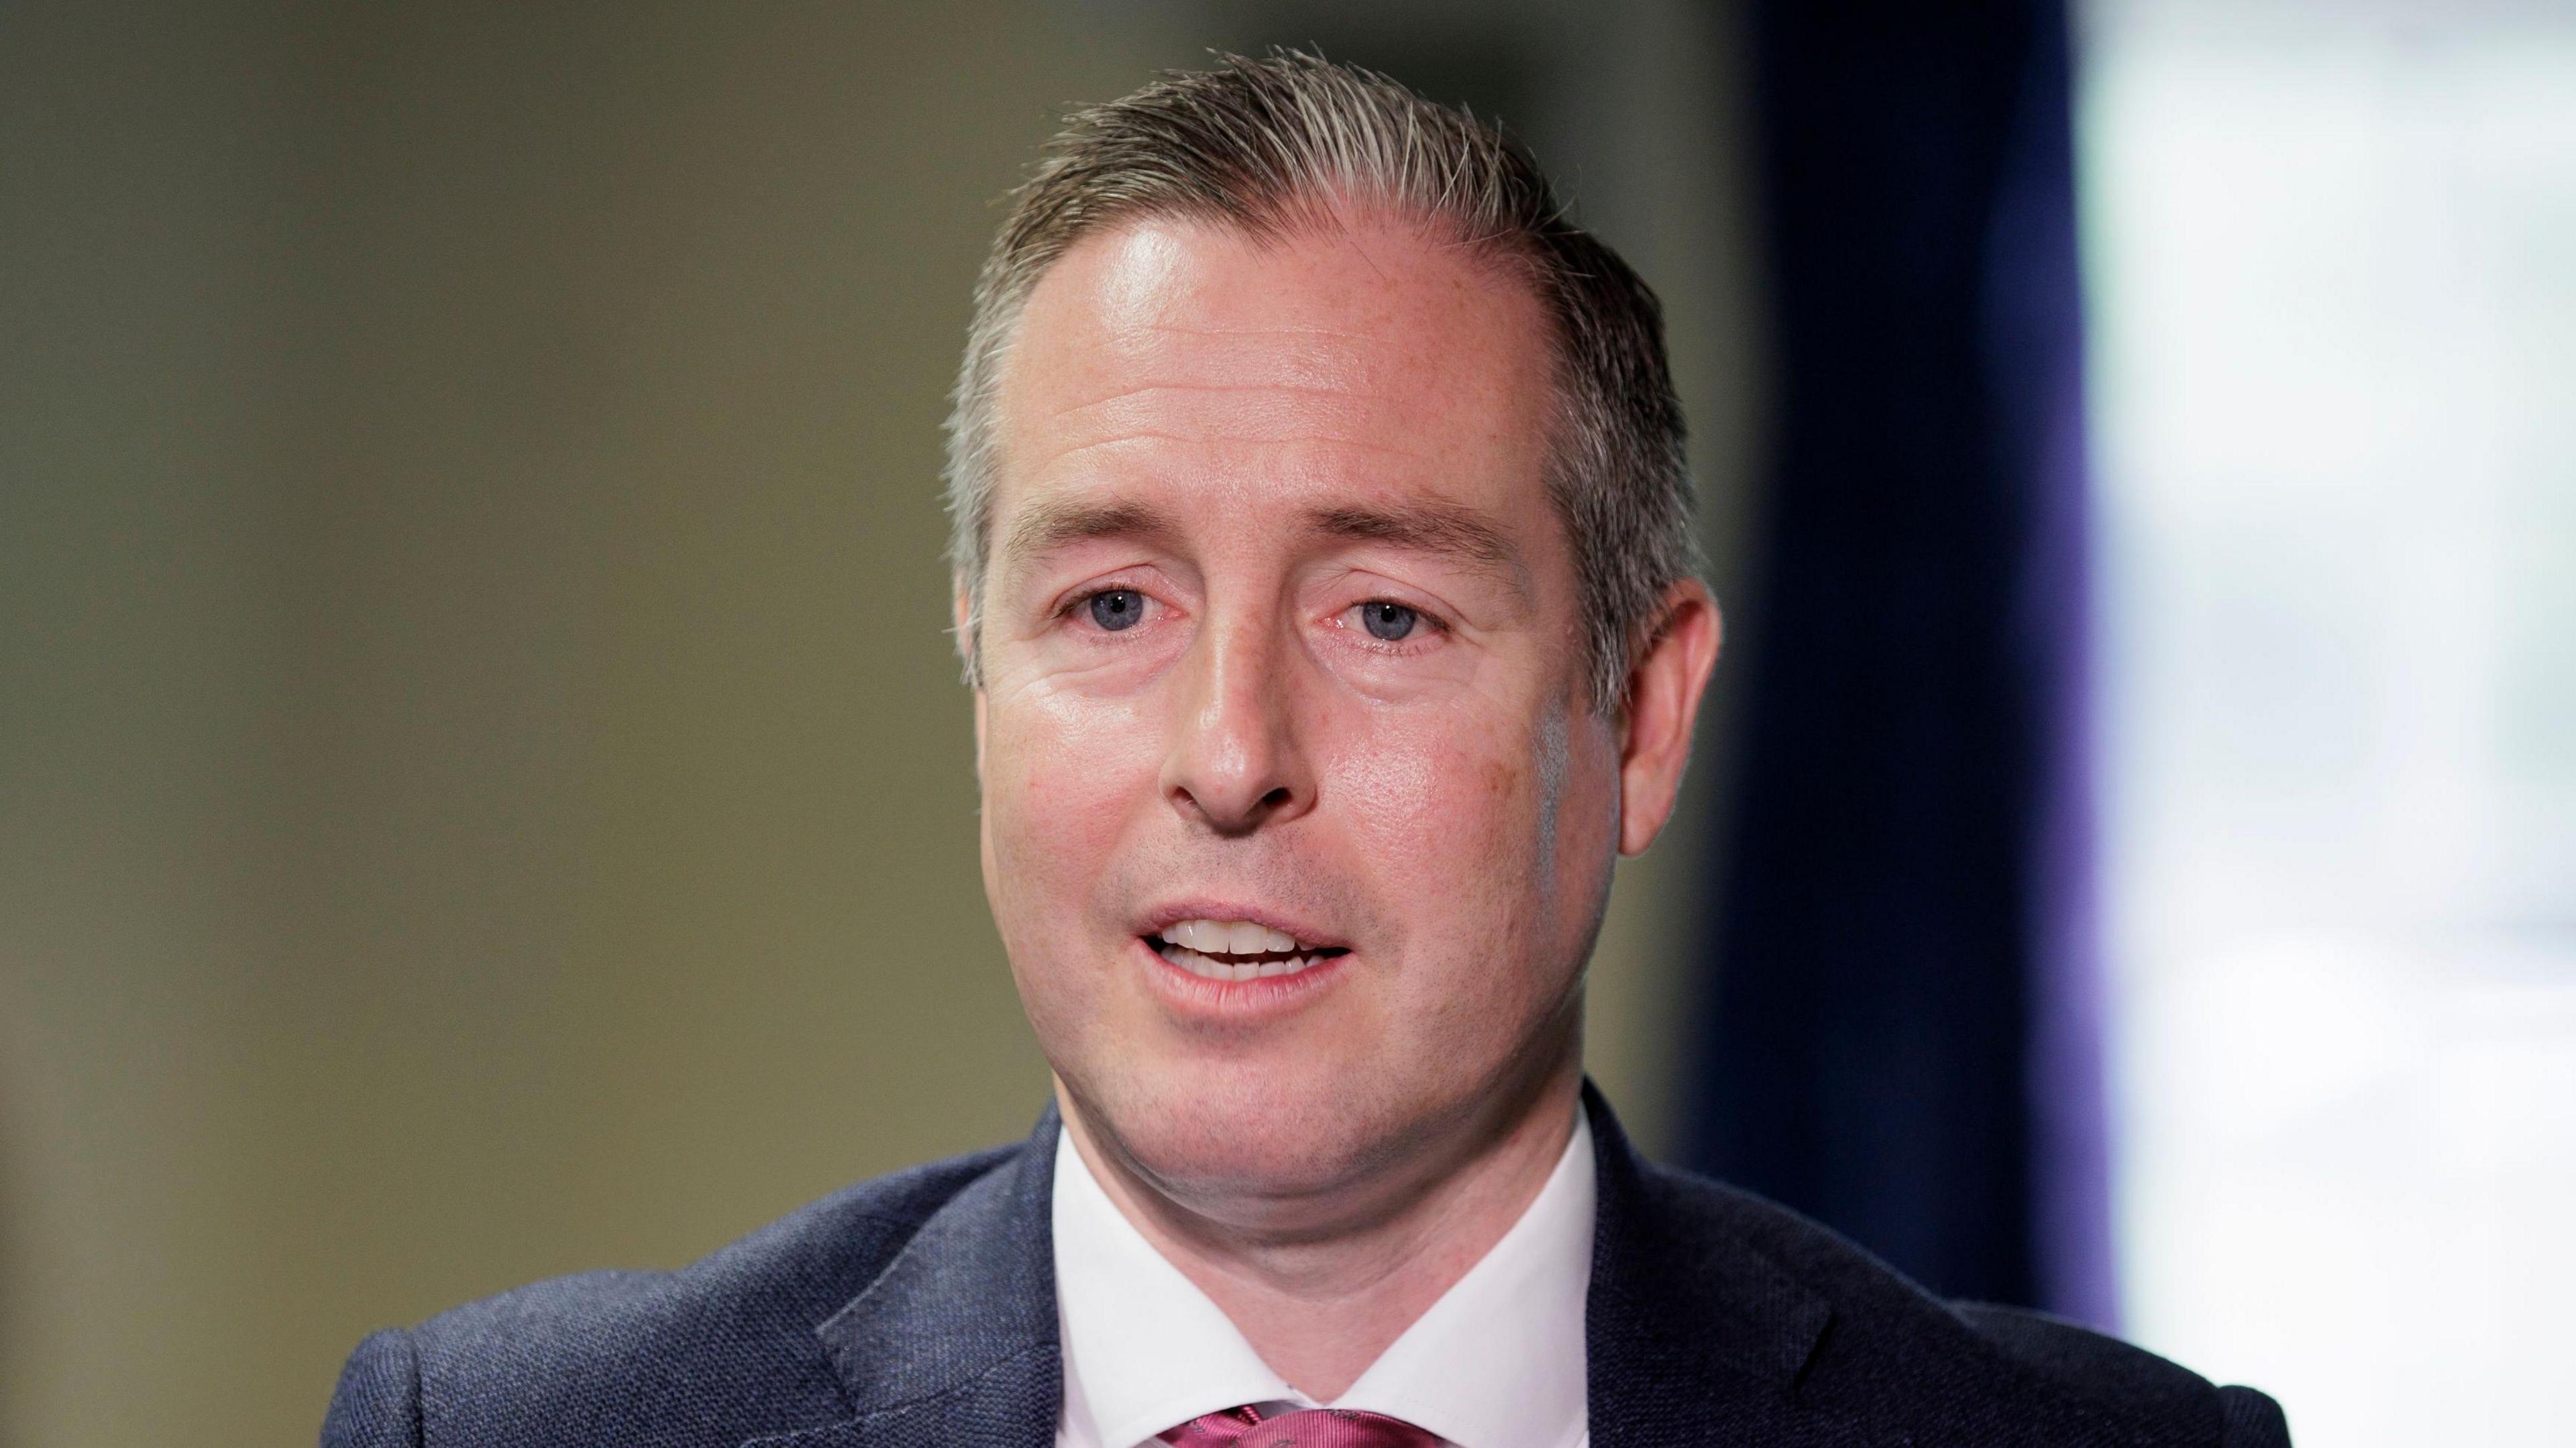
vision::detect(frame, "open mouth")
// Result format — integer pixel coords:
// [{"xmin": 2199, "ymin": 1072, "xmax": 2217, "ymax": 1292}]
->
[{"xmin": 1148, "ymin": 917, "xmax": 1350, "ymax": 983}]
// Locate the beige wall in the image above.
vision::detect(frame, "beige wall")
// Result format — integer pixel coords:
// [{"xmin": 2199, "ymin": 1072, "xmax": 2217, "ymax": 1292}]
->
[{"xmin": 0, "ymin": 5, "xmax": 1754, "ymax": 1443}]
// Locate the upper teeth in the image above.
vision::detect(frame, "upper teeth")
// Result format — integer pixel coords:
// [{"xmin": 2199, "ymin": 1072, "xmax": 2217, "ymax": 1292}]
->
[
  {"xmin": 1164, "ymin": 918, "xmax": 1305, "ymax": 956},
  {"xmin": 1155, "ymin": 917, "xmax": 1328, "ymax": 983}
]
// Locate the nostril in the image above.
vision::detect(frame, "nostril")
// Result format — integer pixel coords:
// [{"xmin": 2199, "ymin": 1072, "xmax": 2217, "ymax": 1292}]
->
[{"xmin": 1162, "ymin": 744, "xmax": 1306, "ymax": 834}]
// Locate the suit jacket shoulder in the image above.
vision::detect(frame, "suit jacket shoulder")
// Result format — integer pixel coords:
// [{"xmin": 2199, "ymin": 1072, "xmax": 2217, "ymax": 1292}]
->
[
  {"xmin": 1947, "ymin": 1302, "xmax": 2291, "ymax": 1448},
  {"xmin": 1599, "ymin": 1137, "xmax": 2290, "ymax": 1448},
  {"xmin": 321, "ymin": 1145, "xmax": 1022, "ymax": 1448}
]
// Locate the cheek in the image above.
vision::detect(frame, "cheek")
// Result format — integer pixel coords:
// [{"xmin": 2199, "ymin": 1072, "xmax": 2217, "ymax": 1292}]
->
[
  {"xmin": 1324, "ymin": 702, "xmax": 1552, "ymax": 909},
  {"xmin": 1321, "ymin": 699, "xmax": 1620, "ymax": 1002},
  {"xmin": 981, "ymin": 683, "xmax": 1165, "ymax": 932},
  {"xmin": 1327, "ymin": 692, "xmax": 1605, "ymax": 856}
]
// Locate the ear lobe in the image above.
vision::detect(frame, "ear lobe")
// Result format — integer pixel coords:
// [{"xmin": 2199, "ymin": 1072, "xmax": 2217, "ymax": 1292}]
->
[{"xmin": 1617, "ymin": 581, "xmax": 1723, "ymax": 857}]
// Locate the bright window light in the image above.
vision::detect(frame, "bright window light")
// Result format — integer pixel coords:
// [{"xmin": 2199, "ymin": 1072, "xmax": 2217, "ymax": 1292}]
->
[{"xmin": 2080, "ymin": 1, "xmax": 2576, "ymax": 1443}]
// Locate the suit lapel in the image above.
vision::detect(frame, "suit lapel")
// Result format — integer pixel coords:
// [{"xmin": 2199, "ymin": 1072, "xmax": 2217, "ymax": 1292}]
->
[
  {"xmin": 1582, "ymin": 1082, "xmax": 1835, "ymax": 1447},
  {"xmin": 753, "ymin": 1111, "xmax": 1065, "ymax": 1448}
]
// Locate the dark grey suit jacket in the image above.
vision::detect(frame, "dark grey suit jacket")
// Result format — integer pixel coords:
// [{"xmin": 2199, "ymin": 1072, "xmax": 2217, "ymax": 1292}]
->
[{"xmin": 321, "ymin": 1087, "xmax": 2290, "ymax": 1447}]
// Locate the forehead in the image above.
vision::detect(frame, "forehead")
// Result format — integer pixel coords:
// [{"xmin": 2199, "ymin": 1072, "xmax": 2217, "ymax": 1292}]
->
[{"xmin": 989, "ymin": 211, "xmax": 1559, "ymax": 536}]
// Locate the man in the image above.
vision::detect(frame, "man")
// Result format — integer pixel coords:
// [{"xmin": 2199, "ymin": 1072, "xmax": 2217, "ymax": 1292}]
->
[{"xmin": 323, "ymin": 54, "xmax": 2288, "ymax": 1448}]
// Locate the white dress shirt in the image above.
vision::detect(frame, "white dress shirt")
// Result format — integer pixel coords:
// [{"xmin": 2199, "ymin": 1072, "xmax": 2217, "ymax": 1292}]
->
[{"xmin": 1051, "ymin": 1108, "xmax": 1595, "ymax": 1448}]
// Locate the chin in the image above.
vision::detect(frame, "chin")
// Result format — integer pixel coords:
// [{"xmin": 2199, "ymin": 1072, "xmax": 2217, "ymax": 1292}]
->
[{"xmin": 1073, "ymin": 1056, "xmax": 1435, "ymax": 1211}]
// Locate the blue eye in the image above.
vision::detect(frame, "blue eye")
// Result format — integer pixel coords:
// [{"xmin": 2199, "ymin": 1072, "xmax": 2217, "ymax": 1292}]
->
[
  {"xmin": 1087, "ymin": 590, "xmax": 1145, "ymax": 632},
  {"xmin": 1360, "ymin": 601, "xmax": 1418, "ymax": 641}
]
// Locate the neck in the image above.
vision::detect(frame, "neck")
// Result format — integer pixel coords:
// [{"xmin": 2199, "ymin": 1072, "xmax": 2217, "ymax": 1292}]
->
[{"xmin": 1057, "ymin": 1061, "xmax": 1584, "ymax": 1402}]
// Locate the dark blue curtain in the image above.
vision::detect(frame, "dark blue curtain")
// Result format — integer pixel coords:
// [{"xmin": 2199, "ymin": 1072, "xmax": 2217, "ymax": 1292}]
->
[{"xmin": 1682, "ymin": 0, "xmax": 2114, "ymax": 1325}]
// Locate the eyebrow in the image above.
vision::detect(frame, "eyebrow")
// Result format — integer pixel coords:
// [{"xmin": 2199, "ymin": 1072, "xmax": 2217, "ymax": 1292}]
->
[
  {"xmin": 1309, "ymin": 504, "xmax": 1529, "ymax": 593},
  {"xmin": 1002, "ymin": 500, "xmax": 1179, "ymax": 571},
  {"xmin": 998, "ymin": 496, "xmax": 1529, "ymax": 595}
]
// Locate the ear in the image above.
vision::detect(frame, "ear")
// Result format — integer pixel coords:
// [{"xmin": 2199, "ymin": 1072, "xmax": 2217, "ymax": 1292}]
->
[
  {"xmin": 956, "ymin": 584, "xmax": 987, "ymax": 784},
  {"xmin": 1617, "ymin": 580, "xmax": 1723, "ymax": 856}
]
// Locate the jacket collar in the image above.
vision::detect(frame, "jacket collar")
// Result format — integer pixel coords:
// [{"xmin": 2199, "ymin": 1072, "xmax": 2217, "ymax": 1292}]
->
[
  {"xmin": 771, "ymin": 1085, "xmax": 1832, "ymax": 1448},
  {"xmin": 769, "ymin": 1108, "xmax": 1065, "ymax": 1448},
  {"xmin": 1582, "ymin": 1080, "xmax": 1835, "ymax": 1445}
]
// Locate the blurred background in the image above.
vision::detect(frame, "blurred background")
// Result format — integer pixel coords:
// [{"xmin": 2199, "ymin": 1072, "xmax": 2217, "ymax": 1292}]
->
[{"xmin": 1, "ymin": 1, "xmax": 2567, "ymax": 1443}]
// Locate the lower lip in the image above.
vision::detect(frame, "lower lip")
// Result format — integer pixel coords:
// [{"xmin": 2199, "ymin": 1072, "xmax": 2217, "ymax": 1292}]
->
[{"xmin": 1135, "ymin": 936, "xmax": 1348, "ymax": 1017}]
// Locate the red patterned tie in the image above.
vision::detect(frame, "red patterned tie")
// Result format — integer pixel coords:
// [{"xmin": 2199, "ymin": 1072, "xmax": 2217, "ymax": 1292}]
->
[{"xmin": 1160, "ymin": 1404, "xmax": 1443, "ymax": 1448}]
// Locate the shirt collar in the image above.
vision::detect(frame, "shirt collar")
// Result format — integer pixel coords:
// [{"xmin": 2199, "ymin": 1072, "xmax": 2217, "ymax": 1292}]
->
[{"xmin": 1052, "ymin": 1107, "xmax": 1595, "ymax": 1448}]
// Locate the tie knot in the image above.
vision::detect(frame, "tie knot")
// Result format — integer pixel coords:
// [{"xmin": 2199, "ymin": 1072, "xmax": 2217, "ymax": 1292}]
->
[{"xmin": 1161, "ymin": 1404, "xmax": 1443, "ymax": 1448}]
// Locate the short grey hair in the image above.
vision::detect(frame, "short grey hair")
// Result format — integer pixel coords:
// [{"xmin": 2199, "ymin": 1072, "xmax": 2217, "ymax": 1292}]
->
[{"xmin": 944, "ymin": 50, "xmax": 1700, "ymax": 712}]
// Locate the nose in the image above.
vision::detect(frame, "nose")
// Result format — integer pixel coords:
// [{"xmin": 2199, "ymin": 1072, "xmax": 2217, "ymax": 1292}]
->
[{"xmin": 1159, "ymin": 610, "xmax": 1314, "ymax": 836}]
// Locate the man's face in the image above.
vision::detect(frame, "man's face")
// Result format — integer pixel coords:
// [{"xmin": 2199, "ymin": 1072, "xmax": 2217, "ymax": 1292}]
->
[{"xmin": 972, "ymin": 212, "xmax": 1623, "ymax": 1215}]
